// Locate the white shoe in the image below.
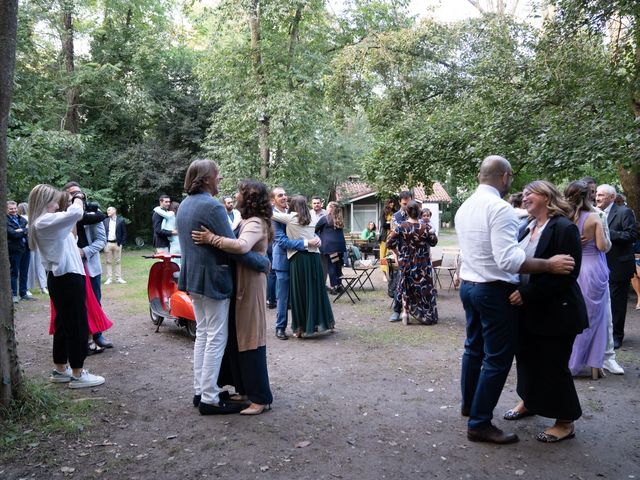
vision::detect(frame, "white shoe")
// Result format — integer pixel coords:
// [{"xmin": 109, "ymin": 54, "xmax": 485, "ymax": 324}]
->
[
  {"xmin": 49, "ymin": 367, "xmax": 73, "ymax": 383},
  {"xmin": 115, "ymin": 278, "xmax": 127, "ymax": 284},
  {"xmin": 41, "ymin": 287, "xmax": 49, "ymax": 295},
  {"xmin": 603, "ymin": 358, "xmax": 624, "ymax": 375},
  {"xmin": 104, "ymin": 278, "xmax": 113, "ymax": 285},
  {"xmin": 13, "ymin": 296, "xmax": 20, "ymax": 304},
  {"xmin": 68, "ymin": 370, "xmax": 105, "ymax": 389}
]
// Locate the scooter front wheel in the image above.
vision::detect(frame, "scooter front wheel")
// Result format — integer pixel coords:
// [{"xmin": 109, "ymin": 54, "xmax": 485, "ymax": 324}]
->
[
  {"xmin": 150, "ymin": 306, "xmax": 164, "ymax": 326},
  {"xmin": 185, "ymin": 320, "xmax": 197, "ymax": 340}
]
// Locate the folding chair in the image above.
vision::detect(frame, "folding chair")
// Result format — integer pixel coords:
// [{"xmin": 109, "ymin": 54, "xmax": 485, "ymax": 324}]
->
[
  {"xmin": 348, "ymin": 244, "xmax": 378, "ymax": 292},
  {"xmin": 334, "ymin": 273, "xmax": 361, "ymax": 303},
  {"xmin": 433, "ymin": 248, "xmax": 460, "ymax": 291}
]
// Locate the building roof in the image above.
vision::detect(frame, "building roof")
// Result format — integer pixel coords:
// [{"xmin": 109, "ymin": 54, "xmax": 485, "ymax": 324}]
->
[{"xmin": 336, "ymin": 180, "xmax": 451, "ymax": 204}]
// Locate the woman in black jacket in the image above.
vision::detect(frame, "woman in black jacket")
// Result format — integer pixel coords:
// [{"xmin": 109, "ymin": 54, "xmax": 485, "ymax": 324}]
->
[
  {"xmin": 315, "ymin": 202, "xmax": 347, "ymax": 294},
  {"xmin": 504, "ymin": 180, "xmax": 587, "ymax": 443}
]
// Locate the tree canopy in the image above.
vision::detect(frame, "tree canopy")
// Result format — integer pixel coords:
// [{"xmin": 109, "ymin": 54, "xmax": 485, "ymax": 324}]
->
[{"xmin": 7, "ymin": 0, "xmax": 639, "ymax": 237}]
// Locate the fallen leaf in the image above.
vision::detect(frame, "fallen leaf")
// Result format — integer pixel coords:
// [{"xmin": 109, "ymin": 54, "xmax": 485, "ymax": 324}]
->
[
  {"xmin": 295, "ymin": 441, "xmax": 311, "ymax": 448},
  {"xmin": 61, "ymin": 466, "xmax": 75, "ymax": 473},
  {"xmin": 515, "ymin": 470, "xmax": 525, "ymax": 476},
  {"xmin": 260, "ymin": 465, "xmax": 269, "ymax": 472}
]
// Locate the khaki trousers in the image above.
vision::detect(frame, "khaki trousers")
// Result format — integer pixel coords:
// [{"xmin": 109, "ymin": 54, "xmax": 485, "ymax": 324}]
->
[{"xmin": 104, "ymin": 242, "xmax": 122, "ymax": 280}]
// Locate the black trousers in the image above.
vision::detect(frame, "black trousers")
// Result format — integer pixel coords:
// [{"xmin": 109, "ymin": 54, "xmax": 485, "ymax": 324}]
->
[
  {"xmin": 610, "ymin": 280, "xmax": 630, "ymax": 343},
  {"xmin": 48, "ymin": 272, "xmax": 88, "ymax": 369}
]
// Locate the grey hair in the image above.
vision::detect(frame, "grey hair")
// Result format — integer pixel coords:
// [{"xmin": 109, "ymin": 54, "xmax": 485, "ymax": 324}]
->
[{"xmin": 597, "ymin": 184, "xmax": 616, "ymax": 196}]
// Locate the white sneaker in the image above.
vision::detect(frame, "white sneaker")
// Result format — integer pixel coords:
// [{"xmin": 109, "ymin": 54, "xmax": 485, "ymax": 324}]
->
[
  {"xmin": 13, "ymin": 296, "xmax": 20, "ymax": 304},
  {"xmin": 115, "ymin": 278, "xmax": 127, "ymax": 284},
  {"xmin": 603, "ymin": 358, "xmax": 624, "ymax": 375},
  {"xmin": 104, "ymin": 278, "xmax": 113, "ymax": 285},
  {"xmin": 41, "ymin": 287, "xmax": 49, "ymax": 295},
  {"xmin": 68, "ymin": 370, "xmax": 105, "ymax": 389},
  {"xmin": 49, "ymin": 367, "xmax": 73, "ymax": 383}
]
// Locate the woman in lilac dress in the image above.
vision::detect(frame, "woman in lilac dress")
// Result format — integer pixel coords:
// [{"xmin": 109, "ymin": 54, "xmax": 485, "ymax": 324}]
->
[{"xmin": 564, "ymin": 181, "xmax": 611, "ymax": 379}]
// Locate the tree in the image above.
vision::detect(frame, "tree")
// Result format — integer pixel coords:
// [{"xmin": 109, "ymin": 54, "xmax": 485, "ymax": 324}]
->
[
  {"xmin": 0, "ymin": 0, "xmax": 23, "ymax": 408},
  {"xmin": 552, "ymin": 0, "xmax": 640, "ymax": 216}
]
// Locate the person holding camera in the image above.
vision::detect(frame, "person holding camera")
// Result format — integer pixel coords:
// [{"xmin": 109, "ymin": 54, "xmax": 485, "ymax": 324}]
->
[
  {"xmin": 28, "ymin": 184, "xmax": 105, "ymax": 388},
  {"xmin": 62, "ymin": 181, "xmax": 112, "ymax": 350}
]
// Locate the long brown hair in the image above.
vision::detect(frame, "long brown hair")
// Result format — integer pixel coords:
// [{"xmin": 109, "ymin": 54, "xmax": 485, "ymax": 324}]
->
[
  {"xmin": 327, "ymin": 201, "xmax": 344, "ymax": 228},
  {"xmin": 564, "ymin": 180, "xmax": 594, "ymax": 224},
  {"xmin": 289, "ymin": 195, "xmax": 312, "ymax": 226},
  {"xmin": 184, "ymin": 158, "xmax": 217, "ymax": 195}
]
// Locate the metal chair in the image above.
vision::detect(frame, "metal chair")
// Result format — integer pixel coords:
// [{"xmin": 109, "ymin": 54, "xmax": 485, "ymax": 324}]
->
[{"xmin": 433, "ymin": 247, "xmax": 460, "ymax": 291}]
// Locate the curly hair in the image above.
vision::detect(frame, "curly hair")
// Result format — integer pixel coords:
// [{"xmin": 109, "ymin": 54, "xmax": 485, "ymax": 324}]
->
[
  {"xmin": 564, "ymin": 180, "xmax": 594, "ymax": 224},
  {"xmin": 237, "ymin": 179, "xmax": 273, "ymax": 242}
]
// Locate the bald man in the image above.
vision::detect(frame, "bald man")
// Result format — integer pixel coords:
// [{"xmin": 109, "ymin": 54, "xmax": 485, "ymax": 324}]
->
[{"xmin": 455, "ymin": 155, "xmax": 575, "ymax": 444}]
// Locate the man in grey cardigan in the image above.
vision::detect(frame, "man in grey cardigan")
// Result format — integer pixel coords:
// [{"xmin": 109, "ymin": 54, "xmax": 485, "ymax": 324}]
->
[{"xmin": 177, "ymin": 159, "xmax": 269, "ymax": 415}]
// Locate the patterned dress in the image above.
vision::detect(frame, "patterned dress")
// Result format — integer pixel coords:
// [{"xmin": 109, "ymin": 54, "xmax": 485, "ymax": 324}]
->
[{"xmin": 387, "ymin": 221, "xmax": 438, "ymax": 324}]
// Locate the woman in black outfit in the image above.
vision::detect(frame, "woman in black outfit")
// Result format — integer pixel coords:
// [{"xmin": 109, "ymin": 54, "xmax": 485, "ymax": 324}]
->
[
  {"xmin": 315, "ymin": 202, "xmax": 347, "ymax": 294},
  {"xmin": 506, "ymin": 180, "xmax": 587, "ymax": 443}
]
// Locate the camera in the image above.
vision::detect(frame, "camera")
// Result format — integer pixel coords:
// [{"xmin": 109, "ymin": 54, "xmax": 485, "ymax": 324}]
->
[{"xmin": 86, "ymin": 201, "xmax": 100, "ymax": 213}]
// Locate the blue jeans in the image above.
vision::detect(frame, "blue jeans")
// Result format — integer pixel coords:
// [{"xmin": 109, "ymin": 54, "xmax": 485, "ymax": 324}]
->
[
  {"xmin": 275, "ymin": 270, "xmax": 289, "ymax": 332},
  {"xmin": 460, "ymin": 281, "xmax": 518, "ymax": 429},
  {"xmin": 89, "ymin": 274, "xmax": 102, "ymax": 305},
  {"xmin": 9, "ymin": 249, "xmax": 30, "ymax": 297}
]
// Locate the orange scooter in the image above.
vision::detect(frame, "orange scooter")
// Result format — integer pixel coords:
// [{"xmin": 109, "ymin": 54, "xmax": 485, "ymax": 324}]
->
[{"xmin": 145, "ymin": 253, "xmax": 196, "ymax": 339}]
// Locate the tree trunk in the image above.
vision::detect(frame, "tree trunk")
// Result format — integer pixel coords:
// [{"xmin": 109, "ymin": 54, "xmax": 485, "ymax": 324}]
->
[
  {"xmin": 249, "ymin": 0, "xmax": 270, "ymax": 179},
  {"xmin": 287, "ymin": 4, "xmax": 303, "ymax": 90},
  {"xmin": 0, "ymin": 0, "xmax": 22, "ymax": 408},
  {"xmin": 62, "ymin": 1, "xmax": 79, "ymax": 133}
]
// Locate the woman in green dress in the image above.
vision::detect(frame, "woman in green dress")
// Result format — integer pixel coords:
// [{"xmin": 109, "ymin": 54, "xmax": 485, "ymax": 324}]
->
[{"xmin": 272, "ymin": 196, "xmax": 335, "ymax": 338}]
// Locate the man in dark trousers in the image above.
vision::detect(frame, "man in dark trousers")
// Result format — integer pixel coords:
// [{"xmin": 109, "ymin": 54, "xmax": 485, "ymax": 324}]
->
[
  {"xmin": 596, "ymin": 184, "xmax": 638, "ymax": 349},
  {"xmin": 7, "ymin": 200, "xmax": 33, "ymax": 303},
  {"xmin": 153, "ymin": 195, "xmax": 172, "ymax": 253}
]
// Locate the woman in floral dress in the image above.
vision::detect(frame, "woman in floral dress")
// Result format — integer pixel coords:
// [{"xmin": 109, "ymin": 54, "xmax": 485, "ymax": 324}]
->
[{"xmin": 386, "ymin": 200, "xmax": 438, "ymax": 325}]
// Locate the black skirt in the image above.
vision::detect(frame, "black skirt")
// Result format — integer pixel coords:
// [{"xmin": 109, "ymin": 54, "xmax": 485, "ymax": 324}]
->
[{"xmin": 516, "ymin": 330, "xmax": 582, "ymax": 421}]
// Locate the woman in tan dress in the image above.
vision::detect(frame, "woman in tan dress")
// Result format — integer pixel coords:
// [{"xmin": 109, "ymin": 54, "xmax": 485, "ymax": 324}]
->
[{"xmin": 192, "ymin": 180, "xmax": 273, "ymax": 415}]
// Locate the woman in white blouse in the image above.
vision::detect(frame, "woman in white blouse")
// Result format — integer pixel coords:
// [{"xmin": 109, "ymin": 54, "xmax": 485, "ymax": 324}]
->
[{"xmin": 28, "ymin": 184, "xmax": 105, "ymax": 389}]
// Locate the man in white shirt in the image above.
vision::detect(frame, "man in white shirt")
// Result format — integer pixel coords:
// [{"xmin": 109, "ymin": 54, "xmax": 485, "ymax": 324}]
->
[
  {"xmin": 223, "ymin": 195, "xmax": 241, "ymax": 231},
  {"xmin": 455, "ymin": 155, "xmax": 575, "ymax": 445},
  {"xmin": 310, "ymin": 196, "xmax": 326, "ymax": 224},
  {"xmin": 103, "ymin": 207, "xmax": 127, "ymax": 285}
]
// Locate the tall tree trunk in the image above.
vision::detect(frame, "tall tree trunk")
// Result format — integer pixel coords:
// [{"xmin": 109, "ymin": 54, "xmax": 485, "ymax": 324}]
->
[
  {"xmin": 0, "ymin": 0, "xmax": 22, "ymax": 408},
  {"xmin": 287, "ymin": 4, "xmax": 303, "ymax": 90},
  {"xmin": 249, "ymin": 0, "xmax": 270, "ymax": 179},
  {"xmin": 62, "ymin": 1, "xmax": 79, "ymax": 133}
]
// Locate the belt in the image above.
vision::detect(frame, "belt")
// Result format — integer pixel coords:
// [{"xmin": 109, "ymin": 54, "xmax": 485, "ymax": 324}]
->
[
  {"xmin": 461, "ymin": 280, "xmax": 516, "ymax": 288},
  {"xmin": 107, "ymin": 240, "xmax": 117, "ymax": 243}
]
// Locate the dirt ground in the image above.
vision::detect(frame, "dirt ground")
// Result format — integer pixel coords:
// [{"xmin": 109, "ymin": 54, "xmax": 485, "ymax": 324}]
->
[{"xmin": 3, "ymin": 246, "xmax": 640, "ymax": 480}]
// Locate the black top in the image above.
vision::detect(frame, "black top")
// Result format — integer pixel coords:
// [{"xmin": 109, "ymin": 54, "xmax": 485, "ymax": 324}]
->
[{"xmin": 315, "ymin": 216, "xmax": 347, "ymax": 254}]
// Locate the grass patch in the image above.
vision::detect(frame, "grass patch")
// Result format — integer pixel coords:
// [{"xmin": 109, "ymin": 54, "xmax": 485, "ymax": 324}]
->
[{"xmin": 0, "ymin": 380, "xmax": 95, "ymax": 462}]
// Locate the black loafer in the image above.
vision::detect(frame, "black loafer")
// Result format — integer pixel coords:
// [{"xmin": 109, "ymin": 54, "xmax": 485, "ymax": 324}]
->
[
  {"xmin": 266, "ymin": 302, "xmax": 277, "ymax": 309},
  {"xmin": 468, "ymin": 424, "xmax": 519, "ymax": 444},
  {"xmin": 199, "ymin": 401, "xmax": 243, "ymax": 415},
  {"xmin": 276, "ymin": 329, "xmax": 288, "ymax": 340},
  {"xmin": 93, "ymin": 334, "xmax": 113, "ymax": 348},
  {"xmin": 461, "ymin": 406, "xmax": 470, "ymax": 417},
  {"xmin": 193, "ymin": 395, "xmax": 201, "ymax": 407}
]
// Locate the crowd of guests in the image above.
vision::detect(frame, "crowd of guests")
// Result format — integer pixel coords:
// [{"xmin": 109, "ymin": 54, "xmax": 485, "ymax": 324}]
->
[{"xmin": 10, "ymin": 154, "xmax": 639, "ymax": 441}]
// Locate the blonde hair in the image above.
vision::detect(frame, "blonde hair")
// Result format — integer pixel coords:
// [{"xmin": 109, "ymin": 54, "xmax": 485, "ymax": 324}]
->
[
  {"xmin": 523, "ymin": 180, "xmax": 572, "ymax": 220},
  {"xmin": 27, "ymin": 184, "xmax": 60, "ymax": 250}
]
